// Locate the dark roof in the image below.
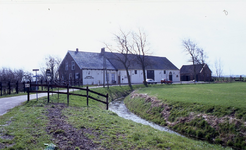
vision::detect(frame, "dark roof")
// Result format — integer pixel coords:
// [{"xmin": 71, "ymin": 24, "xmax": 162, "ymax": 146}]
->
[
  {"xmin": 104, "ymin": 52, "xmax": 179, "ymax": 70},
  {"xmin": 68, "ymin": 51, "xmax": 115, "ymax": 70},
  {"xmin": 68, "ymin": 50, "xmax": 179, "ymax": 70},
  {"xmin": 180, "ymin": 64, "xmax": 205, "ymax": 74}
]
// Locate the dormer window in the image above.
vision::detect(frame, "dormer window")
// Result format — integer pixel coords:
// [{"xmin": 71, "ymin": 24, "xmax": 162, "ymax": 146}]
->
[{"xmin": 71, "ymin": 61, "xmax": 75, "ymax": 70}]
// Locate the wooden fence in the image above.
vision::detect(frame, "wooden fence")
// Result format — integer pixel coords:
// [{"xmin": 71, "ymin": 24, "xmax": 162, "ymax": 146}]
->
[
  {"xmin": 27, "ymin": 83, "xmax": 109, "ymax": 110},
  {"xmin": 0, "ymin": 79, "xmax": 85, "ymax": 97}
]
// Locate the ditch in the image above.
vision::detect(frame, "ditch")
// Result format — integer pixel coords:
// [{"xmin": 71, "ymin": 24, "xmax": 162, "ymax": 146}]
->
[{"xmin": 108, "ymin": 98, "xmax": 182, "ymax": 136}]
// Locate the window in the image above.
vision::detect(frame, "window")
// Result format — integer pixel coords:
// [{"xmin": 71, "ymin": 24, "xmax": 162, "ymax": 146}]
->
[
  {"xmin": 164, "ymin": 70, "xmax": 166, "ymax": 74},
  {"xmin": 71, "ymin": 61, "xmax": 75, "ymax": 70},
  {"xmin": 135, "ymin": 70, "xmax": 137, "ymax": 74},
  {"xmin": 65, "ymin": 62, "xmax": 68, "ymax": 71},
  {"xmin": 69, "ymin": 73, "xmax": 72, "ymax": 80},
  {"xmin": 75, "ymin": 73, "xmax": 80, "ymax": 79}
]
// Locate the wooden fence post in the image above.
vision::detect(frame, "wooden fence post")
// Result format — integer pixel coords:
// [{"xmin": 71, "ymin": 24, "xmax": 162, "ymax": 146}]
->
[
  {"xmin": 86, "ymin": 86, "xmax": 89, "ymax": 107},
  {"xmin": 8, "ymin": 81, "xmax": 11, "ymax": 95},
  {"xmin": 27, "ymin": 86, "xmax": 30, "ymax": 102},
  {"xmin": 47, "ymin": 82, "xmax": 50, "ymax": 103},
  {"xmin": 0, "ymin": 82, "xmax": 2, "ymax": 96},
  {"xmin": 67, "ymin": 84, "xmax": 69, "ymax": 106},
  {"xmin": 106, "ymin": 93, "xmax": 108, "ymax": 110},
  {"xmin": 16, "ymin": 81, "xmax": 19, "ymax": 94}
]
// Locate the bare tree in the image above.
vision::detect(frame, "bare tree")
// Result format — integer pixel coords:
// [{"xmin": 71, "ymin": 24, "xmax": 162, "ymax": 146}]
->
[
  {"xmin": 196, "ymin": 48, "xmax": 207, "ymax": 65},
  {"xmin": 215, "ymin": 58, "xmax": 223, "ymax": 79},
  {"xmin": 22, "ymin": 71, "xmax": 33, "ymax": 82},
  {"xmin": 40, "ymin": 55, "xmax": 61, "ymax": 81},
  {"xmin": 182, "ymin": 39, "xmax": 199, "ymax": 81},
  {"xmin": 0, "ymin": 67, "xmax": 30, "ymax": 83},
  {"xmin": 132, "ymin": 29, "xmax": 151, "ymax": 87},
  {"xmin": 105, "ymin": 29, "xmax": 134, "ymax": 90},
  {"xmin": 183, "ymin": 39, "xmax": 208, "ymax": 81}
]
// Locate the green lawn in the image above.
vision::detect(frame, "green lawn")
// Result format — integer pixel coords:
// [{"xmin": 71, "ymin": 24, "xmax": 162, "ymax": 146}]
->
[{"xmin": 138, "ymin": 82, "xmax": 246, "ymax": 109}]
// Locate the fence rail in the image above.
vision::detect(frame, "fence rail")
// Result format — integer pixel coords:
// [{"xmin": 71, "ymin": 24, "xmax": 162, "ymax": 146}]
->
[
  {"xmin": 0, "ymin": 79, "xmax": 87, "ymax": 96},
  {"xmin": 27, "ymin": 83, "xmax": 109, "ymax": 110}
]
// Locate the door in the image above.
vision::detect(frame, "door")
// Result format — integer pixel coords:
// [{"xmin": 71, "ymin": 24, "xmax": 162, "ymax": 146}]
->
[
  {"xmin": 118, "ymin": 76, "xmax": 121, "ymax": 84},
  {"xmin": 169, "ymin": 72, "xmax": 173, "ymax": 81},
  {"xmin": 147, "ymin": 70, "xmax": 155, "ymax": 80}
]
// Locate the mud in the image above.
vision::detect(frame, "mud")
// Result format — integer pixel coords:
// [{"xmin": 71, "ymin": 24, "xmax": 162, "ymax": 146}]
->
[{"xmin": 46, "ymin": 103, "xmax": 101, "ymax": 150}]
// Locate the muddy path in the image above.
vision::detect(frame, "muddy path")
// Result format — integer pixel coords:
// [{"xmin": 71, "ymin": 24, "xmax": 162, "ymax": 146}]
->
[{"xmin": 45, "ymin": 103, "xmax": 101, "ymax": 150}]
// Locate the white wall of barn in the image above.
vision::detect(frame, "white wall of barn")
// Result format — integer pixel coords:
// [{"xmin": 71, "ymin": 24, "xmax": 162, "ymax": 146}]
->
[
  {"xmin": 117, "ymin": 69, "xmax": 180, "ymax": 84},
  {"xmin": 81, "ymin": 69, "xmax": 180, "ymax": 85},
  {"xmin": 82, "ymin": 70, "xmax": 117, "ymax": 85},
  {"xmin": 154, "ymin": 70, "xmax": 180, "ymax": 82}
]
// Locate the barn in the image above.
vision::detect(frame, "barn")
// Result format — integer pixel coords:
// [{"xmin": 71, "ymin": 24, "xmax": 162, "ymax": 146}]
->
[{"xmin": 180, "ymin": 64, "xmax": 212, "ymax": 82}]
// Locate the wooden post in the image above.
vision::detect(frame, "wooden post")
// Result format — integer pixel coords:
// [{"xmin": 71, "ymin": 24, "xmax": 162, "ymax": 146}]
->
[
  {"xmin": 27, "ymin": 87, "xmax": 30, "ymax": 102},
  {"xmin": 67, "ymin": 84, "xmax": 69, "ymax": 106},
  {"xmin": 16, "ymin": 81, "xmax": 19, "ymax": 94},
  {"xmin": 0, "ymin": 82, "xmax": 2, "ymax": 96},
  {"xmin": 41, "ymin": 80, "xmax": 43, "ymax": 91},
  {"xmin": 23, "ymin": 81, "xmax": 25, "ymax": 93},
  {"xmin": 106, "ymin": 93, "xmax": 108, "ymax": 110},
  {"xmin": 8, "ymin": 81, "xmax": 11, "ymax": 95},
  {"xmin": 47, "ymin": 82, "xmax": 50, "ymax": 103},
  {"xmin": 86, "ymin": 86, "xmax": 89, "ymax": 107}
]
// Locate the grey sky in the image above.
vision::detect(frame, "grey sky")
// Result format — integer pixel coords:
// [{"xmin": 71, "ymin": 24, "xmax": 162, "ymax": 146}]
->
[{"xmin": 0, "ymin": 0, "xmax": 245, "ymax": 76}]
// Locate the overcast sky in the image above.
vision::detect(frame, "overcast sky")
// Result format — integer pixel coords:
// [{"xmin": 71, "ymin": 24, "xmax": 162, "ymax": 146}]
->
[{"xmin": 0, "ymin": 0, "xmax": 245, "ymax": 76}]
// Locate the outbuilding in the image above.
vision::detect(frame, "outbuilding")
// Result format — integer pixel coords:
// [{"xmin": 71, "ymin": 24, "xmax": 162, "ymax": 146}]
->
[{"xmin": 180, "ymin": 64, "xmax": 212, "ymax": 82}]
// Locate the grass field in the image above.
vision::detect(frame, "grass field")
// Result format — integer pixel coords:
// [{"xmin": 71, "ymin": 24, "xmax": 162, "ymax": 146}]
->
[
  {"xmin": 125, "ymin": 82, "xmax": 246, "ymax": 149},
  {"xmin": 139, "ymin": 82, "xmax": 246, "ymax": 109},
  {"xmin": 0, "ymin": 84, "xmax": 230, "ymax": 149}
]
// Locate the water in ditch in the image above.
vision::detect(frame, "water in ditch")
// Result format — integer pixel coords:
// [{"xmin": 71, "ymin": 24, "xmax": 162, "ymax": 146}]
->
[{"xmin": 108, "ymin": 98, "xmax": 182, "ymax": 136}]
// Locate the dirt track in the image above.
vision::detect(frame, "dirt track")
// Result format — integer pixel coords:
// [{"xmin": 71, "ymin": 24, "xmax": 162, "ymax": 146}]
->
[{"xmin": 45, "ymin": 103, "xmax": 102, "ymax": 150}]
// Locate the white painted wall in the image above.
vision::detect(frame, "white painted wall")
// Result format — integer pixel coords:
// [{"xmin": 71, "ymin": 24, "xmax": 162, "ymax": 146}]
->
[
  {"xmin": 154, "ymin": 70, "xmax": 180, "ymax": 82},
  {"xmin": 82, "ymin": 70, "xmax": 118, "ymax": 85},
  {"xmin": 82, "ymin": 69, "xmax": 180, "ymax": 85}
]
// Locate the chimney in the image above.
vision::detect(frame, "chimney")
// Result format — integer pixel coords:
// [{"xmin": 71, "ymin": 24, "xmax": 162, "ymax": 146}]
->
[
  {"xmin": 101, "ymin": 47, "xmax": 105, "ymax": 55},
  {"xmin": 76, "ymin": 48, "xmax": 79, "ymax": 53}
]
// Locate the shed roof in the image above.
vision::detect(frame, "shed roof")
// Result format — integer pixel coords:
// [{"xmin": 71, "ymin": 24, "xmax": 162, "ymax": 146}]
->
[{"xmin": 180, "ymin": 64, "xmax": 205, "ymax": 74}]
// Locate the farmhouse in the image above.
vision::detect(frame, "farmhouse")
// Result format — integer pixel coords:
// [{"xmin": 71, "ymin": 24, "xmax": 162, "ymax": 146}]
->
[
  {"xmin": 58, "ymin": 48, "xmax": 180, "ymax": 85},
  {"xmin": 180, "ymin": 64, "xmax": 212, "ymax": 82}
]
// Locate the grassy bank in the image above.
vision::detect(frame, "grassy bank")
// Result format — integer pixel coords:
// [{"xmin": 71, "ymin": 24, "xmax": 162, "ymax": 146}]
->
[
  {"xmin": 124, "ymin": 82, "xmax": 246, "ymax": 149},
  {"xmin": 0, "ymin": 85, "xmax": 230, "ymax": 149}
]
